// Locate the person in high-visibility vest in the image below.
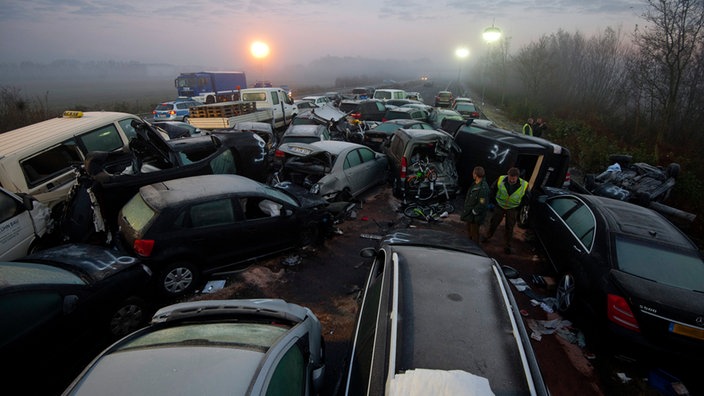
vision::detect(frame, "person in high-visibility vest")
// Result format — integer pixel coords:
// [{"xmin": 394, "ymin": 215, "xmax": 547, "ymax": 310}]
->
[
  {"xmin": 522, "ymin": 118, "xmax": 534, "ymax": 136},
  {"xmin": 482, "ymin": 167, "xmax": 529, "ymax": 254}
]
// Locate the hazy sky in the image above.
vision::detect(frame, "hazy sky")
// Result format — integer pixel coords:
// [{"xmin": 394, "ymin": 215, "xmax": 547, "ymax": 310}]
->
[{"xmin": 1, "ymin": 0, "xmax": 645, "ymax": 71}]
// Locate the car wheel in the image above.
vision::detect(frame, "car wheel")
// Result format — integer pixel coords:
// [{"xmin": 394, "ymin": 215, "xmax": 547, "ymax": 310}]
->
[
  {"xmin": 392, "ymin": 178, "xmax": 402, "ymax": 198},
  {"xmin": 159, "ymin": 262, "xmax": 200, "ymax": 297},
  {"xmin": 108, "ymin": 296, "xmax": 148, "ymax": 338},
  {"xmin": 300, "ymin": 223, "xmax": 321, "ymax": 247},
  {"xmin": 517, "ymin": 204, "xmax": 530, "ymax": 229},
  {"xmin": 556, "ymin": 274, "xmax": 576, "ymax": 313},
  {"xmin": 182, "ymin": 116, "xmax": 189, "ymax": 123},
  {"xmin": 205, "ymin": 96, "xmax": 215, "ymax": 104}
]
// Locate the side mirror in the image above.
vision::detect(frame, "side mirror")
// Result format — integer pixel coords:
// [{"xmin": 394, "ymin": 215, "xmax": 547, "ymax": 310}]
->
[{"xmin": 22, "ymin": 195, "xmax": 35, "ymax": 210}]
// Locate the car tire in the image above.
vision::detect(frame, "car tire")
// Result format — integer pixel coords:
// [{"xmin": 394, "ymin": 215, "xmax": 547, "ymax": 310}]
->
[
  {"xmin": 108, "ymin": 296, "xmax": 149, "ymax": 338},
  {"xmin": 159, "ymin": 262, "xmax": 200, "ymax": 297},
  {"xmin": 517, "ymin": 204, "xmax": 530, "ymax": 229},
  {"xmin": 205, "ymin": 96, "xmax": 215, "ymax": 104},
  {"xmin": 300, "ymin": 223, "xmax": 321, "ymax": 247},
  {"xmin": 182, "ymin": 116, "xmax": 189, "ymax": 123},
  {"xmin": 556, "ymin": 274, "xmax": 576, "ymax": 314}
]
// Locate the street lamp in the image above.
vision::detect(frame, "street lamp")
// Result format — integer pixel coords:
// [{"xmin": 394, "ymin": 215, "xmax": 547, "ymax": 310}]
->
[
  {"xmin": 481, "ymin": 24, "xmax": 502, "ymax": 105},
  {"xmin": 455, "ymin": 47, "xmax": 469, "ymax": 85}
]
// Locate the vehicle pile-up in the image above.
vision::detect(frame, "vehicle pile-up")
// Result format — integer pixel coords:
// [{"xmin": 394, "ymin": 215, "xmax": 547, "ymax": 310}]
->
[{"xmin": 0, "ymin": 85, "xmax": 702, "ymax": 395}]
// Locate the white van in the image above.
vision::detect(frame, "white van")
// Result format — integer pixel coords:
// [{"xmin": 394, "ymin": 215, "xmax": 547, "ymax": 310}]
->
[
  {"xmin": 373, "ymin": 89, "xmax": 407, "ymax": 101},
  {"xmin": 240, "ymin": 87, "xmax": 297, "ymax": 129},
  {"xmin": 0, "ymin": 187, "xmax": 51, "ymax": 261},
  {"xmin": 0, "ymin": 111, "xmax": 143, "ymax": 209}
]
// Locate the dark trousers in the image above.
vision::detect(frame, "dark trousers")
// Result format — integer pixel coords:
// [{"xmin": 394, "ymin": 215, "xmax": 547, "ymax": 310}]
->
[
  {"xmin": 467, "ymin": 222, "xmax": 481, "ymax": 243},
  {"xmin": 487, "ymin": 206, "xmax": 518, "ymax": 249}
]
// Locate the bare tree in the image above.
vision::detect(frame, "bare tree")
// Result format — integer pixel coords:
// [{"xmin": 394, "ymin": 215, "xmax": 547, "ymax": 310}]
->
[{"xmin": 628, "ymin": 0, "xmax": 704, "ymax": 157}]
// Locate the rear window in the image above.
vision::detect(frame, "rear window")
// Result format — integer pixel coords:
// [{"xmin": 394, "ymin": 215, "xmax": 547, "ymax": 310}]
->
[
  {"xmin": 121, "ymin": 193, "xmax": 157, "ymax": 233},
  {"xmin": 156, "ymin": 103, "xmax": 174, "ymax": 111},
  {"xmin": 340, "ymin": 103, "xmax": 359, "ymax": 113},
  {"xmin": 615, "ymin": 236, "xmax": 704, "ymax": 292}
]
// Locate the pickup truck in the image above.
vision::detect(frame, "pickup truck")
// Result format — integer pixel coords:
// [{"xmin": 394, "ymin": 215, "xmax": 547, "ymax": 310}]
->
[{"xmin": 188, "ymin": 87, "xmax": 297, "ymax": 130}]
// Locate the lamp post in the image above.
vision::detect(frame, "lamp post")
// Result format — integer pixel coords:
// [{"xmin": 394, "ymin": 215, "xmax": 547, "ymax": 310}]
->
[
  {"xmin": 481, "ymin": 24, "xmax": 502, "ymax": 106},
  {"xmin": 455, "ymin": 47, "xmax": 469, "ymax": 86}
]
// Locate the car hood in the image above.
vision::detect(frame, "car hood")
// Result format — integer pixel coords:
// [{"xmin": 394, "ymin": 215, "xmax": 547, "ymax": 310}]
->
[
  {"xmin": 21, "ymin": 244, "xmax": 143, "ymax": 282},
  {"xmin": 611, "ymin": 269, "xmax": 704, "ymax": 322},
  {"xmin": 298, "ymin": 105, "xmax": 348, "ymax": 124}
]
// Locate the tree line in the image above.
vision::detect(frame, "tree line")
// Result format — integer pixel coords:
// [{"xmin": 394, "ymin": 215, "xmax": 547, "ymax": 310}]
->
[{"xmin": 475, "ymin": 0, "xmax": 704, "ymax": 230}]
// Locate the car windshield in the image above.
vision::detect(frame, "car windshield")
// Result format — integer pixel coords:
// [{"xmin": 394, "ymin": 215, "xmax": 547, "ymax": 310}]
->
[
  {"xmin": 455, "ymin": 103, "xmax": 475, "ymax": 112},
  {"xmin": 117, "ymin": 323, "xmax": 289, "ymax": 350},
  {"xmin": 615, "ymin": 236, "xmax": 704, "ymax": 292},
  {"xmin": 281, "ymin": 136, "xmax": 320, "ymax": 145},
  {"xmin": 371, "ymin": 123, "xmax": 402, "ymax": 132}
]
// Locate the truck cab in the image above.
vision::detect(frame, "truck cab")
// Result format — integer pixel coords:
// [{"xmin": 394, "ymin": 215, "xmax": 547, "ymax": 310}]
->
[{"xmin": 240, "ymin": 88, "xmax": 297, "ymax": 129}]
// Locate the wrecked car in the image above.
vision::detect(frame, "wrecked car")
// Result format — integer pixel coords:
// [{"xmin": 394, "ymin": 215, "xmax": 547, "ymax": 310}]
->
[
  {"xmin": 385, "ymin": 128, "xmax": 460, "ymax": 202},
  {"xmin": 577, "ymin": 155, "xmax": 694, "ymax": 226},
  {"xmin": 116, "ymin": 174, "xmax": 333, "ymax": 297},
  {"xmin": 60, "ymin": 120, "xmax": 269, "ymax": 243},
  {"xmin": 276, "ymin": 140, "xmax": 388, "ymax": 202}
]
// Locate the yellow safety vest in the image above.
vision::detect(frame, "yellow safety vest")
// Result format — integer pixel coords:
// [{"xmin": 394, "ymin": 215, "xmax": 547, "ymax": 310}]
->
[{"xmin": 496, "ymin": 175, "xmax": 528, "ymax": 209}]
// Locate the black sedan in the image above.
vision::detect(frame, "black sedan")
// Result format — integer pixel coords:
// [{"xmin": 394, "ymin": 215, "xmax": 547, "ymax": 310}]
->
[
  {"xmin": 362, "ymin": 119, "xmax": 434, "ymax": 151},
  {"xmin": 0, "ymin": 244, "xmax": 152, "ymax": 394},
  {"xmin": 530, "ymin": 187, "xmax": 704, "ymax": 358},
  {"xmin": 117, "ymin": 174, "xmax": 332, "ymax": 297}
]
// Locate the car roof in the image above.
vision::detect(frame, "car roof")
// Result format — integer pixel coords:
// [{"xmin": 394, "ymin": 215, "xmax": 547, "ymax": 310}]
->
[
  {"xmin": 138, "ymin": 174, "xmax": 267, "ymax": 209},
  {"xmin": 378, "ymin": 229, "xmax": 544, "ymax": 394},
  {"xmin": 456, "ymin": 124, "xmax": 567, "ymax": 154},
  {"xmin": 309, "ymin": 140, "xmax": 367, "ymax": 154},
  {"xmin": 0, "ymin": 111, "xmax": 139, "ymax": 160},
  {"xmin": 580, "ymin": 193, "xmax": 696, "ymax": 248}
]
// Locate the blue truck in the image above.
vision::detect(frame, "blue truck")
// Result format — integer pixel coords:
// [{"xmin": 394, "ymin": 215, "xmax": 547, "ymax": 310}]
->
[{"xmin": 175, "ymin": 71, "xmax": 247, "ymax": 104}]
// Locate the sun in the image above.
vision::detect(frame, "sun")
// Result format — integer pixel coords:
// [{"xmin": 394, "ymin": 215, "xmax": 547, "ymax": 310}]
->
[{"xmin": 250, "ymin": 41, "xmax": 270, "ymax": 59}]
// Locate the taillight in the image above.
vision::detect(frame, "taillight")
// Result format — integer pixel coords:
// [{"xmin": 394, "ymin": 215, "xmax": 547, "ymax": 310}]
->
[
  {"xmin": 133, "ymin": 239, "xmax": 155, "ymax": 257},
  {"xmin": 152, "ymin": 110, "xmax": 157, "ymax": 115},
  {"xmin": 607, "ymin": 294, "xmax": 640, "ymax": 332},
  {"xmin": 564, "ymin": 171, "xmax": 571, "ymax": 184},
  {"xmin": 400, "ymin": 156, "xmax": 407, "ymax": 180},
  {"xmin": 351, "ymin": 112, "xmax": 361, "ymax": 119},
  {"xmin": 275, "ymin": 149, "xmax": 285, "ymax": 158},
  {"xmin": 169, "ymin": 110, "xmax": 176, "ymax": 115}
]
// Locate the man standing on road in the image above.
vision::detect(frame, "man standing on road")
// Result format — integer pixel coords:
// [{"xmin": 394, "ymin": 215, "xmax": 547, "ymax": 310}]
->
[
  {"xmin": 483, "ymin": 167, "xmax": 529, "ymax": 254},
  {"xmin": 461, "ymin": 166, "xmax": 490, "ymax": 243},
  {"xmin": 522, "ymin": 118, "xmax": 534, "ymax": 136}
]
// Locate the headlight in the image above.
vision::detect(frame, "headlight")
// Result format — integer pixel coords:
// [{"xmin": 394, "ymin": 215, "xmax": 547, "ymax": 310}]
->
[{"xmin": 310, "ymin": 184, "xmax": 321, "ymax": 194}]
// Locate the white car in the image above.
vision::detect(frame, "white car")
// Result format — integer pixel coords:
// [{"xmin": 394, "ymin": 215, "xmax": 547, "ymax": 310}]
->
[
  {"xmin": 301, "ymin": 95, "xmax": 331, "ymax": 108},
  {"xmin": 0, "ymin": 187, "xmax": 52, "ymax": 261}
]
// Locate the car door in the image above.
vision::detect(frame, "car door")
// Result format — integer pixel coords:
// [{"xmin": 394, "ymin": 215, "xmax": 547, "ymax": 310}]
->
[
  {"xmin": 536, "ymin": 196, "xmax": 588, "ymax": 273},
  {"xmin": 0, "ymin": 190, "xmax": 35, "ymax": 261},
  {"xmin": 237, "ymin": 195, "xmax": 301, "ymax": 254},
  {"xmin": 346, "ymin": 148, "xmax": 384, "ymax": 196}
]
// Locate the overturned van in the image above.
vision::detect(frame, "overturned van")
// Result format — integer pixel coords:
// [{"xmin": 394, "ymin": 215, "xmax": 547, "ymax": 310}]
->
[{"xmin": 452, "ymin": 121, "xmax": 570, "ymax": 195}]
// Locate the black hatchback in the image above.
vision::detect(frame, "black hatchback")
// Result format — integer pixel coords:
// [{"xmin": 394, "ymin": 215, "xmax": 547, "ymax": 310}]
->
[{"xmin": 117, "ymin": 174, "xmax": 332, "ymax": 297}]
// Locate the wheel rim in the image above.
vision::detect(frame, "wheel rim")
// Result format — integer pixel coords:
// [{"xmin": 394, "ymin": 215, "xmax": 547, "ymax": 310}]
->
[
  {"xmin": 556, "ymin": 274, "xmax": 575, "ymax": 312},
  {"xmin": 109, "ymin": 302, "xmax": 145, "ymax": 337},
  {"xmin": 164, "ymin": 266, "xmax": 194, "ymax": 294},
  {"xmin": 519, "ymin": 205, "xmax": 529, "ymax": 225}
]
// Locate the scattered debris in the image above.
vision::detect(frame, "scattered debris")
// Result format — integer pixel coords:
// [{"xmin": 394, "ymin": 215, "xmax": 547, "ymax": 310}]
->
[
  {"xmin": 201, "ymin": 279, "xmax": 226, "ymax": 294},
  {"xmin": 281, "ymin": 255, "xmax": 302, "ymax": 267},
  {"xmin": 616, "ymin": 372, "xmax": 632, "ymax": 384}
]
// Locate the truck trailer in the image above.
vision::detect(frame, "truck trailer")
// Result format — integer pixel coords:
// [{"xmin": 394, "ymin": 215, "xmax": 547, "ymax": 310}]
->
[{"xmin": 175, "ymin": 71, "xmax": 247, "ymax": 104}]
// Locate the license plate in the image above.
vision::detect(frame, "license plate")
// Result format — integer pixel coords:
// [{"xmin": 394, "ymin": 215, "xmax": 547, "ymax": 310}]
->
[
  {"xmin": 289, "ymin": 146, "xmax": 312, "ymax": 155},
  {"xmin": 670, "ymin": 323, "xmax": 704, "ymax": 340}
]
